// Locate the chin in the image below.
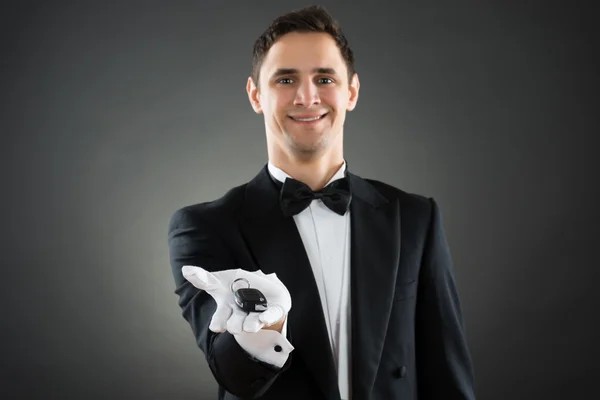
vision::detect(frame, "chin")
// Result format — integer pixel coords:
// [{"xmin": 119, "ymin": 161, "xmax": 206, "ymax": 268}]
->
[{"xmin": 286, "ymin": 135, "xmax": 330, "ymax": 155}]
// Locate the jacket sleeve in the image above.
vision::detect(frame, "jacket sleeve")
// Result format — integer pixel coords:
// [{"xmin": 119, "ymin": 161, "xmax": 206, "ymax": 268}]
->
[
  {"xmin": 415, "ymin": 198, "xmax": 476, "ymax": 399},
  {"xmin": 167, "ymin": 206, "xmax": 293, "ymax": 399}
]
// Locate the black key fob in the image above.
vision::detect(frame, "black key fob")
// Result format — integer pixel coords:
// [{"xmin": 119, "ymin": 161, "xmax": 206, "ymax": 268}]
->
[{"xmin": 234, "ymin": 288, "xmax": 268, "ymax": 313}]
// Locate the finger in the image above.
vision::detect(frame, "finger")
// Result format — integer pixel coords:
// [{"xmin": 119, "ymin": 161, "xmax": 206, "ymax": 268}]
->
[
  {"xmin": 181, "ymin": 265, "xmax": 222, "ymax": 290},
  {"xmin": 226, "ymin": 307, "xmax": 247, "ymax": 335},
  {"xmin": 242, "ymin": 312, "xmax": 264, "ymax": 333},
  {"xmin": 209, "ymin": 303, "xmax": 233, "ymax": 333},
  {"xmin": 259, "ymin": 304, "xmax": 285, "ymax": 326}
]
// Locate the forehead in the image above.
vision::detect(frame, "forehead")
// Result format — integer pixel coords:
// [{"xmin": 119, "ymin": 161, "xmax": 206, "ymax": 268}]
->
[{"xmin": 260, "ymin": 32, "xmax": 347, "ymax": 79}]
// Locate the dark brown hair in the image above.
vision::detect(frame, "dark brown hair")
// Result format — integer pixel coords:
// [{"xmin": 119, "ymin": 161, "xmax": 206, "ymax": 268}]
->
[{"xmin": 251, "ymin": 5, "xmax": 355, "ymax": 88}]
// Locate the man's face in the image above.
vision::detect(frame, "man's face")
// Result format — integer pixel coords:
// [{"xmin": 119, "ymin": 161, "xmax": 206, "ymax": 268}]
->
[{"xmin": 247, "ymin": 32, "xmax": 359, "ymax": 158}]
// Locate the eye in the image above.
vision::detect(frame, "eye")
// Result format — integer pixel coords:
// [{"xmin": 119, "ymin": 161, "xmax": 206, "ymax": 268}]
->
[
  {"xmin": 277, "ymin": 78, "xmax": 294, "ymax": 84},
  {"xmin": 318, "ymin": 77, "xmax": 334, "ymax": 84}
]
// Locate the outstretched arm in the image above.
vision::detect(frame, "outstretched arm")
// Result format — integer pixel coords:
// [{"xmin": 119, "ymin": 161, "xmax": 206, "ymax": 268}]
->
[{"xmin": 168, "ymin": 207, "xmax": 293, "ymax": 399}]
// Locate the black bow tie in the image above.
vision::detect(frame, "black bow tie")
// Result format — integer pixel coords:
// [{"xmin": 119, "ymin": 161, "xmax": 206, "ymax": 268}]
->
[{"xmin": 279, "ymin": 176, "xmax": 352, "ymax": 217}]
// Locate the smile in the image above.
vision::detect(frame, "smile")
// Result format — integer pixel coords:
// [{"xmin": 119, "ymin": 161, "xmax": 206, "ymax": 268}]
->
[{"xmin": 288, "ymin": 113, "xmax": 328, "ymax": 122}]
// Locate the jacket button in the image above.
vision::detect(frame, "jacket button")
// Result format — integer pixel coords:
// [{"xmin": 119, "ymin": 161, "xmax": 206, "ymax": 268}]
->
[{"xmin": 393, "ymin": 366, "xmax": 407, "ymax": 379}]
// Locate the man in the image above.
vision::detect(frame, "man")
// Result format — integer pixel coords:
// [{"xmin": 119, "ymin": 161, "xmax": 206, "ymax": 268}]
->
[{"xmin": 168, "ymin": 5, "xmax": 476, "ymax": 400}]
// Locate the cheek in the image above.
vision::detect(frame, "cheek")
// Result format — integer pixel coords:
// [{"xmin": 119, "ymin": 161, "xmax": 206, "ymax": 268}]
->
[
  {"xmin": 322, "ymin": 90, "xmax": 348, "ymax": 112},
  {"xmin": 264, "ymin": 97, "xmax": 288, "ymax": 130},
  {"xmin": 329, "ymin": 97, "xmax": 349, "ymax": 126},
  {"xmin": 269, "ymin": 96, "xmax": 290, "ymax": 118}
]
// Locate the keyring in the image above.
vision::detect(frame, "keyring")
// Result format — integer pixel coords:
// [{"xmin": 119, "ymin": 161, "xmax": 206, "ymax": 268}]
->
[{"xmin": 230, "ymin": 277, "xmax": 250, "ymax": 293}]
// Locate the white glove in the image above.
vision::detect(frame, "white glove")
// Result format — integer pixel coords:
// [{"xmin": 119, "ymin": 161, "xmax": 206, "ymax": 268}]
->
[{"xmin": 181, "ymin": 265, "xmax": 292, "ymax": 334}]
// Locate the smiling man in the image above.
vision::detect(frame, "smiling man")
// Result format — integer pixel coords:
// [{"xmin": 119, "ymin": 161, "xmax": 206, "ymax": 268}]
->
[
  {"xmin": 246, "ymin": 29, "xmax": 358, "ymax": 191},
  {"xmin": 168, "ymin": 5, "xmax": 476, "ymax": 400}
]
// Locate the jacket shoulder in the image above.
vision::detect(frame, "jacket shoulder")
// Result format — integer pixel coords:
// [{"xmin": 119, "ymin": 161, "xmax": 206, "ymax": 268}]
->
[
  {"xmin": 168, "ymin": 183, "xmax": 247, "ymax": 231},
  {"xmin": 362, "ymin": 177, "xmax": 433, "ymax": 210},
  {"xmin": 361, "ymin": 177, "xmax": 444, "ymax": 245}
]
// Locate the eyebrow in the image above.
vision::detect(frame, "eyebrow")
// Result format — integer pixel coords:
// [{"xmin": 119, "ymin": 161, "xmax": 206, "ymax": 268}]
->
[{"xmin": 270, "ymin": 67, "xmax": 339, "ymax": 79}]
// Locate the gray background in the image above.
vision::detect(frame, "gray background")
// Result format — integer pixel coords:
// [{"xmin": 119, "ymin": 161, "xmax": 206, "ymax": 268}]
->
[{"xmin": 1, "ymin": 0, "xmax": 598, "ymax": 399}]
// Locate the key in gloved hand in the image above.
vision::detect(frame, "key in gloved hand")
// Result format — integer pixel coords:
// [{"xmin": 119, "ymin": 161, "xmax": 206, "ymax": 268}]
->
[{"xmin": 181, "ymin": 265, "xmax": 292, "ymax": 334}]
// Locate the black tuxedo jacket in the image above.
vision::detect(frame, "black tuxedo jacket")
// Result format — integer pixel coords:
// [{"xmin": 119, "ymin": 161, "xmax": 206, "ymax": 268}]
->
[{"xmin": 168, "ymin": 165, "xmax": 476, "ymax": 400}]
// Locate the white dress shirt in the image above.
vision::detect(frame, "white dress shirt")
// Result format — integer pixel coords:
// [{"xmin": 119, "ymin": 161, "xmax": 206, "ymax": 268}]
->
[{"xmin": 233, "ymin": 160, "xmax": 352, "ymax": 400}]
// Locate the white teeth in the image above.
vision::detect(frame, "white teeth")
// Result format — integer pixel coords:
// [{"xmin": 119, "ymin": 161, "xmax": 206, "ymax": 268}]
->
[{"xmin": 291, "ymin": 115, "xmax": 323, "ymax": 122}]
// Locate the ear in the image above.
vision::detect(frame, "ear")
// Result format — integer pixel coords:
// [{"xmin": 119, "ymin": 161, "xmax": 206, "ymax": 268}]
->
[
  {"xmin": 346, "ymin": 73, "xmax": 360, "ymax": 111},
  {"xmin": 246, "ymin": 77, "xmax": 263, "ymax": 114}
]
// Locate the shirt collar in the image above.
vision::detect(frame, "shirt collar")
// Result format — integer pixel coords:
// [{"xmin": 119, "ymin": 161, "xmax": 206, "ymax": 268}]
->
[{"xmin": 267, "ymin": 160, "xmax": 347, "ymax": 187}]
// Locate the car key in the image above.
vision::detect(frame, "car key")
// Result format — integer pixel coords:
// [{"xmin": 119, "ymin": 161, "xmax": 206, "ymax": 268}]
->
[{"xmin": 231, "ymin": 278, "xmax": 268, "ymax": 313}]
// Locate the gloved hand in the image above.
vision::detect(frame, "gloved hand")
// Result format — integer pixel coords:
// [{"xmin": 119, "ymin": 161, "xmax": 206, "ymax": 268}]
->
[{"xmin": 181, "ymin": 265, "xmax": 292, "ymax": 334}]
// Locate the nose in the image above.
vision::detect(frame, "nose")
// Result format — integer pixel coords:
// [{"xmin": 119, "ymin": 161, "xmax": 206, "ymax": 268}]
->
[{"xmin": 293, "ymin": 80, "xmax": 320, "ymax": 106}]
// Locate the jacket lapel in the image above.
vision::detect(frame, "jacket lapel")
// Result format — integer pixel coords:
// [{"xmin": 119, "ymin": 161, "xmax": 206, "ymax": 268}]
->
[
  {"xmin": 236, "ymin": 166, "xmax": 401, "ymax": 400},
  {"xmin": 236, "ymin": 165, "xmax": 341, "ymax": 400},
  {"xmin": 347, "ymin": 173, "xmax": 401, "ymax": 399}
]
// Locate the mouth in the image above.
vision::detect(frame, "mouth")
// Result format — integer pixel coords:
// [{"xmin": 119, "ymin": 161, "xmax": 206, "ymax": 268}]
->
[{"xmin": 288, "ymin": 113, "xmax": 328, "ymax": 123}]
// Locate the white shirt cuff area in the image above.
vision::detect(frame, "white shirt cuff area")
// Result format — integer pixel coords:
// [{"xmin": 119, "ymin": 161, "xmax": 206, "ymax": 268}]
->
[{"xmin": 233, "ymin": 318, "xmax": 294, "ymax": 368}]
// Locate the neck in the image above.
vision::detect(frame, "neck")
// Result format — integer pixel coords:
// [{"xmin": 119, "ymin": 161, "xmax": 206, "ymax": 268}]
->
[{"xmin": 269, "ymin": 151, "xmax": 344, "ymax": 191}]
